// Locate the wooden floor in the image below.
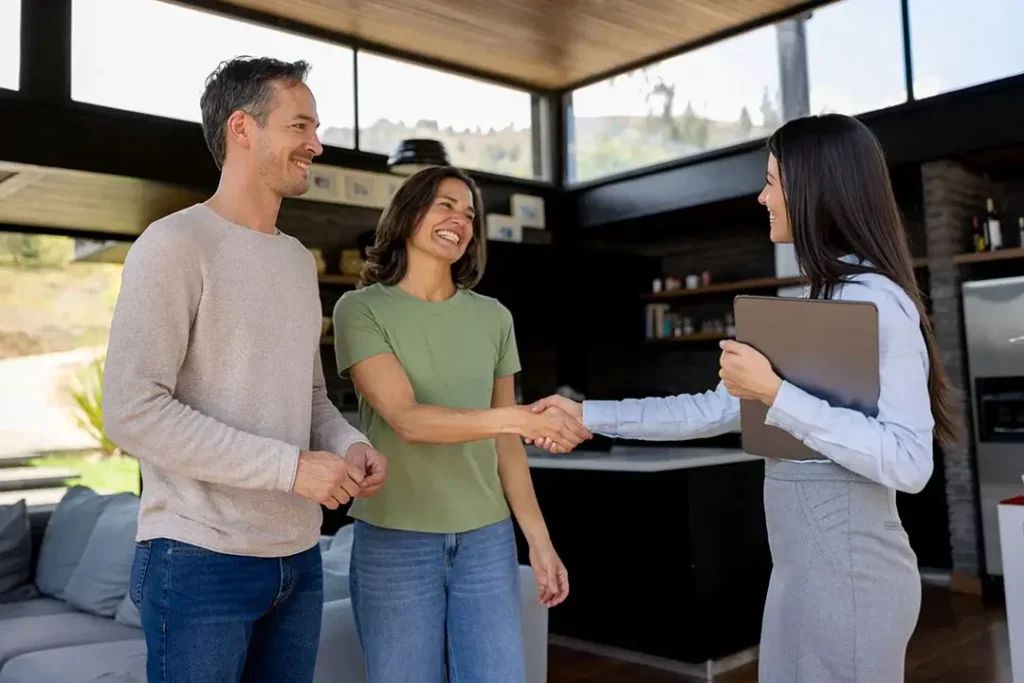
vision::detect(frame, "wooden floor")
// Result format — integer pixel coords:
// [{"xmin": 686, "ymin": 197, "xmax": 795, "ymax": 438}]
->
[{"xmin": 547, "ymin": 586, "xmax": 1013, "ymax": 682}]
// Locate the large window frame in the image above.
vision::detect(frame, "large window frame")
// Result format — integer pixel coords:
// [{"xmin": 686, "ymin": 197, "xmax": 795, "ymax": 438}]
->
[
  {"xmin": 562, "ymin": 0, "xmax": 1024, "ymax": 187},
  {"xmin": 10, "ymin": 0, "xmax": 555, "ymax": 184},
  {"xmin": 8, "ymin": 0, "xmax": 1024, "ymax": 187}
]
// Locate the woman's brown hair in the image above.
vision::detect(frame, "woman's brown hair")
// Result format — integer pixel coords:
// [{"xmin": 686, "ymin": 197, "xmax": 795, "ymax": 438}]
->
[
  {"xmin": 360, "ymin": 166, "xmax": 487, "ymax": 289},
  {"xmin": 767, "ymin": 113, "xmax": 962, "ymax": 447}
]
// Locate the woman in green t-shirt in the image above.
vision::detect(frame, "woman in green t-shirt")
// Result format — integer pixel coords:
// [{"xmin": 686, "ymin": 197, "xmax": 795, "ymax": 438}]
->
[{"xmin": 332, "ymin": 165, "xmax": 588, "ymax": 682}]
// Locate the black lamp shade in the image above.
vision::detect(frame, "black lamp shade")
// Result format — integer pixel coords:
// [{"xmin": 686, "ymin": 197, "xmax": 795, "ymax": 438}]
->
[{"xmin": 387, "ymin": 139, "xmax": 451, "ymax": 175}]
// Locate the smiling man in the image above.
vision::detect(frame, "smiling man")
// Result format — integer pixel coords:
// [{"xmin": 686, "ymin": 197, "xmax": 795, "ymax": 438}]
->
[{"xmin": 102, "ymin": 57, "xmax": 387, "ymax": 683}]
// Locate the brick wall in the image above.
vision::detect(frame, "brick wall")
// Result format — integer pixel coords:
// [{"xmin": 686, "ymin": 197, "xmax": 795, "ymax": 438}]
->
[{"xmin": 921, "ymin": 160, "xmax": 992, "ymax": 578}]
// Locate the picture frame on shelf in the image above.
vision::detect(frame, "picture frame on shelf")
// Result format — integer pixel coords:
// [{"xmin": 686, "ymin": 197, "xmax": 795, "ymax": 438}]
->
[
  {"xmin": 486, "ymin": 213, "xmax": 523, "ymax": 243},
  {"xmin": 511, "ymin": 193, "xmax": 545, "ymax": 229}
]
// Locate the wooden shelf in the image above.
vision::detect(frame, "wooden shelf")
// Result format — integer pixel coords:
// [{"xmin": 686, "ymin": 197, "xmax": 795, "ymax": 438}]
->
[
  {"xmin": 640, "ymin": 275, "xmax": 806, "ymax": 301},
  {"xmin": 318, "ymin": 274, "xmax": 359, "ymax": 285},
  {"xmin": 952, "ymin": 247, "xmax": 1024, "ymax": 265},
  {"xmin": 646, "ymin": 332, "xmax": 729, "ymax": 343},
  {"xmin": 640, "ymin": 259, "xmax": 930, "ymax": 302}
]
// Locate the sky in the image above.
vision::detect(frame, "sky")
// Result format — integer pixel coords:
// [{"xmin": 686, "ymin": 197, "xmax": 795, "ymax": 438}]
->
[{"xmin": 1, "ymin": 0, "xmax": 1022, "ymax": 134}]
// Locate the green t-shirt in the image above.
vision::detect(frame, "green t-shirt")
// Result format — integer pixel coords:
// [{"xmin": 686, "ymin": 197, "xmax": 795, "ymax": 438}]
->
[{"xmin": 332, "ymin": 282, "xmax": 520, "ymax": 533}]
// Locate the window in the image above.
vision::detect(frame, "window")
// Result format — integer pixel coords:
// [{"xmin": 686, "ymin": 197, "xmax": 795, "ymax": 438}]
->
[
  {"xmin": 805, "ymin": 0, "xmax": 907, "ymax": 115},
  {"xmin": 357, "ymin": 52, "xmax": 536, "ymax": 179},
  {"xmin": 70, "ymin": 0, "xmax": 355, "ymax": 148},
  {"xmin": 0, "ymin": 0, "xmax": 20, "ymax": 91},
  {"xmin": 0, "ymin": 232, "xmax": 139, "ymax": 507},
  {"xmin": 568, "ymin": 24, "xmax": 782, "ymax": 183},
  {"xmin": 909, "ymin": 0, "xmax": 1024, "ymax": 99}
]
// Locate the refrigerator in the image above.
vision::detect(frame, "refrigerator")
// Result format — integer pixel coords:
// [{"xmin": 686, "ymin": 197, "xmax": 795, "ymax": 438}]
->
[{"xmin": 962, "ymin": 275, "xmax": 1024, "ymax": 576}]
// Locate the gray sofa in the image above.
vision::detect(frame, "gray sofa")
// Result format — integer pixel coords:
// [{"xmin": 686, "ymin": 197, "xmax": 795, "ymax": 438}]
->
[{"xmin": 0, "ymin": 487, "xmax": 549, "ymax": 682}]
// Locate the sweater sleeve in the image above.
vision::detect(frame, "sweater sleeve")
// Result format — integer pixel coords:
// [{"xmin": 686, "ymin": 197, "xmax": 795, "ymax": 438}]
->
[
  {"xmin": 310, "ymin": 345, "xmax": 371, "ymax": 456},
  {"xmin": 102, "ymin": 221, "xmax": 301, "ymax": 492}
]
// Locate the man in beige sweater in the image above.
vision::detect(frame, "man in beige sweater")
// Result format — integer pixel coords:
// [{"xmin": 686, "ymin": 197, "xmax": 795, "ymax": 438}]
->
[{"xmin": 102, "ymin": 56, "xmax": 386, "ymax": 683}]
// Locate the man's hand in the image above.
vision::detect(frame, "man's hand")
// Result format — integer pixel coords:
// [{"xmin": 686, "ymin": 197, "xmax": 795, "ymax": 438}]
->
[
  {"xmin": 345, "ymin": 442, "xmax": 388, "ymax": 498},
  {"xmin": 525, "ymin": 395, "xmax": 586, "ymax": 453},
  {"xmin": 292, "ymin": 450, "xmax": 364, "ymax": 509}
]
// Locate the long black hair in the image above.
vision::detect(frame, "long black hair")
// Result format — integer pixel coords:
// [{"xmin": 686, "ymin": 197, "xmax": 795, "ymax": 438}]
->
[{"xmin": 767, "ymin": 114, "xmax": 961, "ymax": 447}]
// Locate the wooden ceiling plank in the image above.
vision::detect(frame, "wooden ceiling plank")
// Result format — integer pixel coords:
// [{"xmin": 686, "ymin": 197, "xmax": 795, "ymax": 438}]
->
[{"xmin": 215, "ymin": 0, "xmax": 817, "ymax": 88}]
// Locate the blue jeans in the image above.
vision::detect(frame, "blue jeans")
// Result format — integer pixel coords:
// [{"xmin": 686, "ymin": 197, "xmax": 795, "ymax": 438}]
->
[
  {"xmin": 129, "ymin": 538, "xmax": 323, "ymax": 683},
  {"xmin": 349, "ymin": 517, "xmax": 526, "ymax": 683}
]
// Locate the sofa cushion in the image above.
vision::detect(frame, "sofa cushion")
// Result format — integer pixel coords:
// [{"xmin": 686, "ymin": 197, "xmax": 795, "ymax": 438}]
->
[
  {"xmin": 321, "ymin": 525, "xmax": 354, "ymax": 602},
  {"xmin": 64, "ymin": 494, "xmax": 139, "ymax": 617},
  {"xmin": 0, "ymin": 639, "xmax": 147, "ymax": 683},
  {"xmin": 0, "ymin": 501, "xmax": 37, "ymax": 604},
  {"xmin": 34, "ymin": 487, "xmax": 115, "ymax": 599},
  {"xmin": 0, "ymin": 611, "xmax": 143, "ymax": 669},
  {"xmin": 314, "ymin": 599, "xmax": 365, "ymax": 683},
  {"xmin": 0, "ymin": 597, "xmax": 75, "ymax": 621}
]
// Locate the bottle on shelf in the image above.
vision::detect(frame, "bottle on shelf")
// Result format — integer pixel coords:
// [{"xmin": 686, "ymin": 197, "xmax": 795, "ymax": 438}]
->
[
  {"xmin": 985, "ymin": 197, "xmax": 1003, "ymax": 250},
  {"xmin": 1018, "ymin": 217, "xmax": 1024, "ymax": 248},
  {"xmin": 972, "ymin": 215, "xmax": 987, "ymax": 252}
]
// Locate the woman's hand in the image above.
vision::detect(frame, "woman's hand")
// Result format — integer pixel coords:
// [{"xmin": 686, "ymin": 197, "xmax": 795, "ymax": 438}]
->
[
  {"xmin": 523, "ymin": 395, "xmax": 586, "ymax": 453},
  {"xmin": 718, "ymin": 340, "xmax": 783, "ymax": 405},
  {"xmin": 528, "ymin": 539, "xmax": 569, "ymax": 608},
  {"xmin": 515, "ymin": 404, "xmax": 591, "ymax": 453}
]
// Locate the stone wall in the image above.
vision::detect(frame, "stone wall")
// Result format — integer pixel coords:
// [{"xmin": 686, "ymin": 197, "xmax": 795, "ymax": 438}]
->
[{"xmin": 921, "ymin": 160, "xmax": 994, "ymax": 579}]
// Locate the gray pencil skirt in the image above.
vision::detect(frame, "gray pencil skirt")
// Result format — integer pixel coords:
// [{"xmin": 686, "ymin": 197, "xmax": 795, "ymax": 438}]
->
[{"xmin": 759, "ymin": 458, "xmax": 922, "ymax": 683}]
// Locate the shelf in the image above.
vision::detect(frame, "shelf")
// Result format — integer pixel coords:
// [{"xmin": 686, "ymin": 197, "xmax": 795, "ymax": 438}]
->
[
  {"xmin": 640, "ymin": 276, "xmax": 806, "ymax": 301},
  {"xmin": 318, "ymin": 274, "xmax": 360, "ymax": 285},
  {"xmin": 952, "ymin": 247, "xmax": 1024, "ymax": 265},
  {"xmin": 640, "ymin": 259, "xmax": 930, "ymax": 302},
  {"xmin": 646, "ymin": 332, "xmax": 729, "ymax": 344}
]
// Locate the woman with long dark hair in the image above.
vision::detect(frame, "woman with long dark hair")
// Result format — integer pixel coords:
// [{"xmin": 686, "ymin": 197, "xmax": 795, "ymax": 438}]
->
[
  {"xmin": 332, "ymin": 165, "xmax": 584, "ymax": 682},
  {"xmin": 530, "ymin": 113, "xmax": 961, "ymax": 682}
]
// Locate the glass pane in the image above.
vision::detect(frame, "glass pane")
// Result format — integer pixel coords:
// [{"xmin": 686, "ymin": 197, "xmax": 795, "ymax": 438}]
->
[
  {"xmin": 569, "ymin": 25, "xmax": 782, "ymax": 183},
  {"xmin": 805, "ymin": 0, "xmax": 907, "ymax": 115},
  {"xmin": 0, "ymin": 0, "xmax": 20, "ymax": 91},
  {"xmin": 0, "ymin": 232, "xmax": 139, "ymax": 505},
  {"xmin": 357, "ymin": 52, "xmax": 536, "ymax": 179},
  {"xmin": 71, "ymin": 0, "xmax": 355, "ymax": 148},
  {"xmin": 909, "ymin": 0, "xmax": 1024, "ymax": 99}
]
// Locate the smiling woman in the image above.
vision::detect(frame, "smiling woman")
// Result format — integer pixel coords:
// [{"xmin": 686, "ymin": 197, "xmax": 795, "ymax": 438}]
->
[{"xmin": 330, "ymin": 166, "xmax": 585, "ymax": 682}]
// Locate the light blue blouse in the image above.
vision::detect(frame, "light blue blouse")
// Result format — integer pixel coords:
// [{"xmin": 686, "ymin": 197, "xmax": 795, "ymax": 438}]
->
[{"xmin": 582, "ymin": 260, "xmax": 936, "ymax": 494}]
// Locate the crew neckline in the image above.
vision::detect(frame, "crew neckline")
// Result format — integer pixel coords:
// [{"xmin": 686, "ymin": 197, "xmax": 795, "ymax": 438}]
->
[
  {"xmin": 381, "ymin": 282, "xmax": 466, "ymax": 306},
  {"xmin": 195, "ymin": 203, "xmax": 283, "ymax": 238}
]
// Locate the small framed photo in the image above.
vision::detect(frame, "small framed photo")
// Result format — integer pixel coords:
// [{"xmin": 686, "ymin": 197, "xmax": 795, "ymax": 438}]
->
[
  {"xmin": 510, "ymin": 193, "xmax": 545, "ymax": 229},
  {"xmin": 486, "ymin": 214, "xmax": 523, "ymax": 243}
]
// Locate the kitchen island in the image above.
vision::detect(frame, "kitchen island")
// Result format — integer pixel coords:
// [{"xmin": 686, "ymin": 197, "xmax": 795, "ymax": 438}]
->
[{"xmin": 517, "ymin": 444, "xmax": 771, "ymax": 677}]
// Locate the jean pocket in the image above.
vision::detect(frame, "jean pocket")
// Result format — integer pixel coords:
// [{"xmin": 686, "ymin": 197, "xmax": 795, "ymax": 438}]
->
[{"xmin": 129, "ymin": 541, "xmax": 152, "ymax": 609}]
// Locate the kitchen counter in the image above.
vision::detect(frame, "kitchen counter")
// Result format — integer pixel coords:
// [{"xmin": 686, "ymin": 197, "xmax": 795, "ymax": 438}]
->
[
  {"xmin": 526, "ymin": 445, "xmax": 758, "ymax": 472},
  {"xmin": 516, "ymin": 442, "xmax": 771, "ymax": 671}
]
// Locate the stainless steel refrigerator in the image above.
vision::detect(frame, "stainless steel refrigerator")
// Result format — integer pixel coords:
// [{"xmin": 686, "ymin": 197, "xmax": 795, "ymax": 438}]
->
[{"xmin": 962, "ymin": 275, "xmax": 1024, "ymax": 576}]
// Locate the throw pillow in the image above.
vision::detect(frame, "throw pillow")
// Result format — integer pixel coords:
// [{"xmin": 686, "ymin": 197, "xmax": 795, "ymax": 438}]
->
[
  {"xmin": 0, "ymin": 500, "xmax": 38, "ymax": 603},
  {"xmin": 64, "ymin": 493, "xmax": 140, "ymax": 617},
  {"xmin": 34, "ymin": 486, "xmax": 114, "ymax": 599},
  {"xmin": 114, "ymin": 590, "xmax": 142, "ymax": 628}
]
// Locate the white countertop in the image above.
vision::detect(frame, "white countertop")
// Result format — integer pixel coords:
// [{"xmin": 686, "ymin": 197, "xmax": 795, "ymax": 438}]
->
[{"xmin": 525, "ymin": 445, "xmax": 759, "ymax": 472}]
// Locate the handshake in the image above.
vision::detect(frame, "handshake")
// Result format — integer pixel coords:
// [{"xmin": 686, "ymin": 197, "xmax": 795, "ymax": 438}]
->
[
  {"xmin": 291, "ymin": 443, "xmax": 388, "ymax": 509},
  {"xmin": 518, "ymin": 394, "xmax": 590, "ymax": 454}
]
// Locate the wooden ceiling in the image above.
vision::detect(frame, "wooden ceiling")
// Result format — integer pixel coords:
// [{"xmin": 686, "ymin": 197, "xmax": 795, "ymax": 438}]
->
[{"xmin": 219, "ymin": 0, "xmax": 821, "ymax": 89}]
